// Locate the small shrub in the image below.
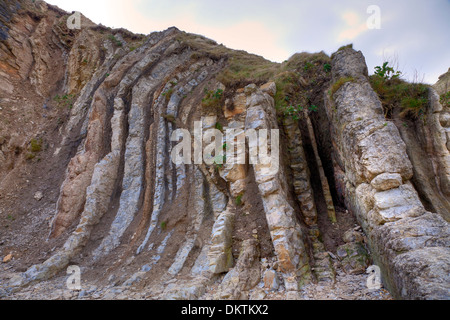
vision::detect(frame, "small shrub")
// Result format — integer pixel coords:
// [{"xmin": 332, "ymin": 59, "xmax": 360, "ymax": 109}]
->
[
  {"xmin": 54, "ymin": 93, "xmax": 75, "ymax": 109},
  {"xmin": 162, "ymin": 88, "xmax": 174, "ymax": 102},
  {"xmin": 440, "ymin": 91, "xmax": 450, "ymax": 108},
  {"xmin": 30, "ymin": 138, "xmax": 42, "ymax": 153},
  {"xmin": 202, "ymin": 88, "xmax": 224, "ymax": 111},
  {"xmin": 213, "ymin": 154, "xmax": 226, "ymax": 172},
  {"xmin": 282, "ymin": 104, "xmax": 318, "ymax": 121},
  {"xmin": 399, "ymin": 85, "xmax": 428, "ymax": 118},
  {"xmin": 235, "ymin": 193, "xmax": 244, "ymax": 206},
  {"xmin": 304, "ymin": 62, "xmax": 314, "ymax": 72},
  {"xmin": 108, "ymin": 34, "xmax": 123, "ymax": 47},
  {"xmin": 337, "ymin": 43, "xmax": 353, "ymax": 51},
  {"xmin": 190, "ymin": 52, "xmax": 203, "ymax": 61},
  {"xmin": 369, "ymin": 72, "xmax": 429, "ymax": 120},
  {"xmin": 212, "ymin": 89, "xmax": 224, "ymax": 100},
  {"xmin": 324, "ymin": 63, "xmax": 332, "ymax": 73},
  {"xmin": 374, "ymin": 62, "xmax": 402, "ymax": 80},
  {"xmin": 308, "ymin": 105, "xmax": 318, "ymax": 112},
  {"xmin": 215, "ymin": 122, "xmax": 223, "ymax": 131},
  {"xmin": 26, "ymin": 138, "xmax": 44, "ymax": 161},
  {"xmin": 283, "ymin": 104, "xmax": 303, "ymax": 121},
  {"xmin": 274, "ymin": 71, "xmax": 302, "ymax": 112},
  {"xmin": 160, "ymin": 221, "xmax": 167, "ymax": 230}
]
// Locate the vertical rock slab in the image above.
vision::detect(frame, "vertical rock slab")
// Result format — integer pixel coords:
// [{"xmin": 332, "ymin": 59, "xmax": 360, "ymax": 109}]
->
[
  {"xmin": 50, "ymin": 88, "xmax": 109, "ymax": 238},
  {"xmin": 6, "ymin": 90, "xmax": 125, "ymax": 289},
  {"xmin": 245, "ymin": 84, "xmax": 312, "ymax": 292},
  {"xmin": 93, "ymin": 68, "xmax": 155, "ymax": 259},
  {"xmin": 208, "ymin": 207, "xmax": 235, "ymax": 274},
  {"xmin": 167, "ymin": 167, "xmax": 206, "ymax": 276},
  {"xmin": 326, "ymin": 48, "xmax": 450, "ymax": 299}
]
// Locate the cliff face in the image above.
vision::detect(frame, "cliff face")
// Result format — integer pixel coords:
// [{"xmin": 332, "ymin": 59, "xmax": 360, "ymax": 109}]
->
[{"xmin": 0, "ymin": 0, "xmax": 449, "ymax": 300}]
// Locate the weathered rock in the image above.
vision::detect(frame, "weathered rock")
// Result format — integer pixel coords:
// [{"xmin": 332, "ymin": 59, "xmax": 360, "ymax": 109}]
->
[
  {"xmin": 0, "ymin": 2, "xmax": 448, "ymax": 302},
  {"xmin": 215, "ymin": 239, "xmax": 261, "ymax": 300},
  {"xmin": 328, "ymin": 48, "xmax": 450, "ymax": 299},
  {"xmin": 50, "ymin": 88, "xmax": 109, "ymax": 238},
  {"xmin": 263, "ymin": 269, "xmax": 280, "ymax": 291},
  {"xmin": 433, "ymin": 68, "xmax": 450, "ymax": 96},
  {"xmin": 392, "ymin": 247, "xmax": 450, "ymax": 299},
  {"xmin": 260, "ymin": 81, "xmax": 276, "ymax": 97},
  {"xmin": 372, "ymin": 183, "xmax": 425, "ymax": 224},
  {"xmin": 208, "ymin": 208, "xmax": 235, "ymax": 274},
  {"xmin": 3, "ymin": 253, "xmax": 12, "ymax": 263},
  {"xmin": 370, "ymin": 173, "xmax": 403, "ymax": 191},
  {"xmin": 224, "ymin": 92, "xmax": 247, "ymax": 119},
  {"xmin": 336, "ymin": 242, "xmax": 371, "ymax": 275},
  {"xmin": 246, "ymin": 85, "xmax": 312, "ymax": 291},
  {"xmin": 162, "ymin": 278, "xmax": 210, "ymax": 300},
  {"xmin": 342, "ymin": 229, "xmax": 365, "ymax": 244},
  {"xmin": 33, "ymin": 191, "xmax": 43, "ymax": 201},
  {"xmin": 395, "ymin": 89, "xmax": 450, "ymax": 220}
]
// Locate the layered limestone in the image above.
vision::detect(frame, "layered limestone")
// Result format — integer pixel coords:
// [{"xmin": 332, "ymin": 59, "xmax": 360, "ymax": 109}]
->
[
  {"xmin": 208, "ymin": 207, "xmax": 235, "ymax": 274},
  {"xmin": 1, "ymin": 0, "xmax": 448, "ymax": 301},
  {"xmin": 243, "ymin": 84, "xmax": 312, "ymax": 291},
  {"xmin": 395, "ymin": 88, "xmax": 450, "ymax": 220},
  {"xmin": 282, "ymin": 116, "xmax": 334, "ymax": 283},
  {"xmin": 215, "ymin": 239, "xmax": 261, "ymax": 300},
  {"xmin": 326, "ymin": 48, "xmax": 450, "ymax": 299}
]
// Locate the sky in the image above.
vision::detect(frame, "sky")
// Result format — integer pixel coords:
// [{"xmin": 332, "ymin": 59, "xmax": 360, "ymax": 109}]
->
[{"xmin": 45, "ymin": 0, "xmax": 450, "ymax": 84}]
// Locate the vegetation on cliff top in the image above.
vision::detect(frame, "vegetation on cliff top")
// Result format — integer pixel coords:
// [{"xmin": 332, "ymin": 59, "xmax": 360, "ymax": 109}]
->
[
  {"xmin": 274, "ymin": 52, "xmax": 331, "ymax": 120},
  {"xmin": 369, "ymin": 62, "xmax": 430, "ymax": 120},
  {"xmin": 178, "ymin": 31, "xmax": 332, "ymax": 121}
]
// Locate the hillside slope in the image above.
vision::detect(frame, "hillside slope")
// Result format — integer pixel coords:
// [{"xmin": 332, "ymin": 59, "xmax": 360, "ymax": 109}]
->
[{"xmin": 0, "ymin": 0, "xmax": 449, "ymax": 300}]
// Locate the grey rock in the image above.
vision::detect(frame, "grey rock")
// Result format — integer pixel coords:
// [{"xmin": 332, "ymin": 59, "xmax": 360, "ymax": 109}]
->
[{"xmin": 208, "ymin": 208, "xmax": 235, "ymax": 274}]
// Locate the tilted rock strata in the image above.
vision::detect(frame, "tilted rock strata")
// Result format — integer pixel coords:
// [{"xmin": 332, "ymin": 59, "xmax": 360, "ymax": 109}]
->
[
  {"xmin": 326, "ymin": 48, "xmax": 450, "ymax": 299},
  {"xmin": 0, "ymin": 0, "xmax": 448, "ymax": 300}
]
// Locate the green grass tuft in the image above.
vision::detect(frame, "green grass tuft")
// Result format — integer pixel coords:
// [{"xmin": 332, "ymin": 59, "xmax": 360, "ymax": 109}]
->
[
  {"xmin": 108, "ymin": 34, "xmax": 123, "ymax": 47},
  {"xmin": 337, "ymin": 43, "xmax": 353, "ymax": 51},
  {"xmin": 30, "ymin": 138, "xmax": 42, "ymax": 153},
  {"xmin": 330, "ymin": 77, "xmax": 356, "ymax": 97},
  {"xmin": 440, "ymin": 91, "xmax": 450, "ymax": 108},
  {"xmin": 235, "ymin": 193, "xmax": 244, "ymax": 206},
  {"xmin": 202, "ymin": 88, "xmax": 224, "ymax": 111}
]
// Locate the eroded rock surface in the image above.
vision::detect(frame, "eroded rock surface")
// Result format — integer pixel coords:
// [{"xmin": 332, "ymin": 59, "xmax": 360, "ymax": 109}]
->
[
  {"xmin": 0, "ymin": 0, "xmax": 448, "ymax": 300},
  {"xmin": 326, "ymin": 48, "xmax": 450, "ymax": 299}
]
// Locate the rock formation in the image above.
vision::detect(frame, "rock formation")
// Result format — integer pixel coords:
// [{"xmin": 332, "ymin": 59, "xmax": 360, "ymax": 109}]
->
[{"xmin": 0, "ymin": 0, "xmax": 448, "ymax": 300}]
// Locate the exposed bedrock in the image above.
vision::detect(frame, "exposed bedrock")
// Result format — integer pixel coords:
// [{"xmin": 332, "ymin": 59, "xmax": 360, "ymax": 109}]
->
[
  {"xmin": 1, "ymin": 0, "xmax": 449, "ymax": 301},
  {"xmin": 326, "ymin": 48, "xmax": 450, "ymax": 299},
  {"xmin": 394, "ymin": 88, "xmax": 450, "ymax": 220}
]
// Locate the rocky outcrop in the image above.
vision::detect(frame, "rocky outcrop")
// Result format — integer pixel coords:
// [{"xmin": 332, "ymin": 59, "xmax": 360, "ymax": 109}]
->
[
  {"xmin": 434, "ymin": 68, "xmax": 449, "ymax": 96},
  {"xmin": 0, "ymin": 0, "xmax": 448, "ymax": 301},
  {"xmin": 215, "ymin": 239, "xmax": 261, "ymax": 300},
  {"xmin": 326, "ymin": 48, "xmax": 450, "ymax": 299},
  {"xmin": 394, "ymin": 87, "xmax": 450, "ymax": 221},
  {"xmin": 208, "ymin": 206, "xmax": 235, "ymax": 274}
]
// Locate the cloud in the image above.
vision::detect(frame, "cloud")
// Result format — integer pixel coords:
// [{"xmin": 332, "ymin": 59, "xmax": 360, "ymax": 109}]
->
[
  {"xmin": 182, "ymin": 20, "xmax": 290, "ymax": 62},
  {"xmin": 45, "ymin": 0, "xmax": 450, "ymax": 84},
  {"xmin": 337, "ymin": 11, "xmax": 369, "ymax": 42}
]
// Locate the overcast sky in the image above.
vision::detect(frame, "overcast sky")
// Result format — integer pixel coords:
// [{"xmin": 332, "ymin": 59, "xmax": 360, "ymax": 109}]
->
[{"xmin": 45, "ymin": 0, "xmax": 450, "ymax": 84}]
